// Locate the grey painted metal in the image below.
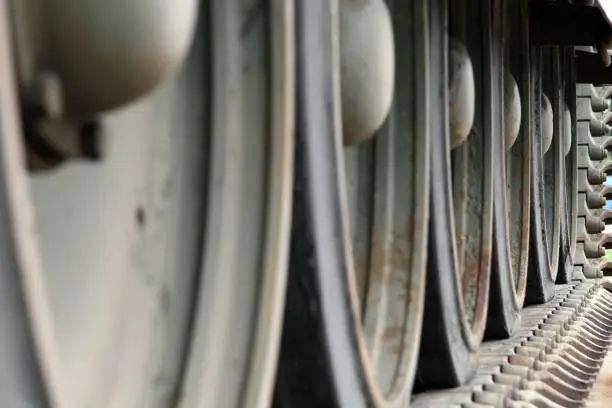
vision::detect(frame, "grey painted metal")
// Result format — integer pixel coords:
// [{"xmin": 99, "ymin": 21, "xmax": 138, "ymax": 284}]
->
[
  {"xmin": 2, "ymin": 0, "xmax": 294, "ymax": 407},
  {"xmin": 575, "ymin": 83, "xmax": 610, "ymax": 280},
  {"xmin": 499, "ymin": 0, "xmax": 531, "ymax": 313},
  {"xmin": 11, "ymin": 0, "xmax": 199, "ymax": 118},
  {"xmin": 179, "ymin": 1, "xmax": 294, "ymax": 407},
  {"xmin": 11, "ymin": 9, "xmax": 211, "ymax": 408},
  {"xmin": 448, "ymin": 37, "xmax": 475, "ymax": 150},
  {"xmin": 487, "ymin": 0, "xmax": 530, "ymax": 338},
  {"xmin": 0, "ymin": 0, "xmax": 60, "ymax": 406},
  {"xmin": 564, "ymin": 107, "xmax": 573, "ymax": 156},
  {"xmin": 504, "ymin": 69, "xmax": 522, "ymax": 151},
  {"xmin": 340, "ymin": 0, "xmax": 430, "ymax": 403},
  {"xmin": 449, "ymin": 0, "xmax": 494, "ymax": 340},
  {"xmin": 538, "ymin": 48, "xmax": 565, "ymax": 286},
  {"xmin": 541, "ymin": 93, "xmax": 554, "ymax": 155},
  {"xmin": 413, "ymin": 282, "xmax": 612, "ymax": 407},
  {"xmin": 3, "ymin": 0, "xmax": 612, "ymax": 406},
  {"xmin": 339, "ymin": 0, "xmax": 394, "ymax": 146}
]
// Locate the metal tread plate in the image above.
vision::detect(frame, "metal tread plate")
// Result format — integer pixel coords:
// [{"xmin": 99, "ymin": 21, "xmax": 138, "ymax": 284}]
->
[{"xmin": 412, "ymin": 279, "xmax": 612, "ymax": 407}]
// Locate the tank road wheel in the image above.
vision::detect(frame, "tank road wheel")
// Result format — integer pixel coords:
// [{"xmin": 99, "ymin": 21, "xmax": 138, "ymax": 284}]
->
[
  {"xmin": 485, "ymin": 0, "xmax": 530, "ymax": 339},
  {"xmin": 414, "ymin": 0, "xmax": 494, "ymax": 389},
  {"xmin": 1, "ymin": 1, "xmax": 294, "ymax": 407},
  {"xmin": 559, "ymin": 48, "xmax": 579, "ymax": 283},
  {"xmin": 559, "ymin": 48, "xmax": 578, "ymax": 283},
  {"xmin": 274, "ymin": 0, "xmax": 430, "ymax": 406},
  {"xmin": 526, "ymin": 46, "xmax": 564, "ymax": 304}
]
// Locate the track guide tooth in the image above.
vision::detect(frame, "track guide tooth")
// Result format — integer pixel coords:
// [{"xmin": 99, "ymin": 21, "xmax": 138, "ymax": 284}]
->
[{"xmin": 412, "ymin": 282, "xmax": 612, "ymax": 407}]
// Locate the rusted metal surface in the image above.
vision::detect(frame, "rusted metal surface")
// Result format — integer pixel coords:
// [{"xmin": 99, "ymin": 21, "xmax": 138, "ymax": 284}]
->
[
  {"xmin": 337, "ymin": 0, "xmax": 431, "ymax": 404},
  {"xmin": 542, "ymin": 47, "xmax": 564, "ymax": 282},
  {"xmin": 344, "ymin": 141, "xmax": 375, "ymax": 305},
  {"xmin": 449, "ymin": 0, "xmax": 494, "ymax": 342},
  {"xmin": 351, "ymin": 35, "xmax": 430, "ymax": 398},
  {"xmin": 501, "ymin": 0, "xmax": 531, "ymax": 308}
]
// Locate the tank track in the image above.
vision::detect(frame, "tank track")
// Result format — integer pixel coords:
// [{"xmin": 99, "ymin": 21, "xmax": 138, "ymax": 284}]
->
[{"xmin": 413, "ymin": 280, "xmax": 612, "ymax": 407}]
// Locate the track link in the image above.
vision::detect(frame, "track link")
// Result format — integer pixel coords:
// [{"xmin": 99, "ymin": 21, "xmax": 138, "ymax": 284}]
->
[{"xmin": 412, "ymin": 280, "xmax": 612, "ymax": 407}]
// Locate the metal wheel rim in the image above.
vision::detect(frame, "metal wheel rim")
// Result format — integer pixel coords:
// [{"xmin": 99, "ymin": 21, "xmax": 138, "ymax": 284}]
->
[
  {"xmin": 339, "ymin": 0, "xmax": 429, "ymax": 403},
  {"xmin": 0, "ymin": 1, "xmax": 61, "ymax": 405},
  {"xmin": 500, "ymin": 0, "xmax": 530, "ymax": 308},
  {"xmin": 447, "ymin": 0, "xmax": 494, "ymax": 345},
  {"xmin": 541, "ymin": 47, "xmax": 563, "ymax": 281},
  {"xmin": 169, "ymin": 1, "xmax": 295, "ymax": 407},
  {"xmin": 0, "ymin": 1, "xmax": 294, "ymax": 407},
  {"xmin": 564, "ymin": 48, "xmax": 578, "ymax": 264}
]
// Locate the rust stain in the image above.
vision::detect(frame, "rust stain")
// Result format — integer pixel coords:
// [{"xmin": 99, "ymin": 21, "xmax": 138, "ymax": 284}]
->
[
  {"xmin": 403, "ymin": 216, "xmax": 416, "ymax": 249},
  {"xmin": 461, "ymin": 242, "xmax": 491, "ymax": 328},
  {"xmin": 475, "ymin": 246, "xmax": 491, "ymax": 325},
  {"xmin": 381, "ymin": 326, "xmax": 402, "ymax": 342},
  {"xmin": 172, "ymin": 390, "xmax": 184, "ymax": 408},
  {"xmin": 360, "ymin": 217, "xmax": 420, "ymax": 359},
  {"xmin": 352, "ymin": 244, "xmax": 370, "ymax": 304},
  {"xmin": 368, "ymin": 234, "xmax": 409, "ymax": 285},
  {"xmin": 381, "ymin": 325, "xmax": 404, "ymax": 356},
  {"xmin": 369, "ymin": 235, "xmax": 385, "ymax": 284}
]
